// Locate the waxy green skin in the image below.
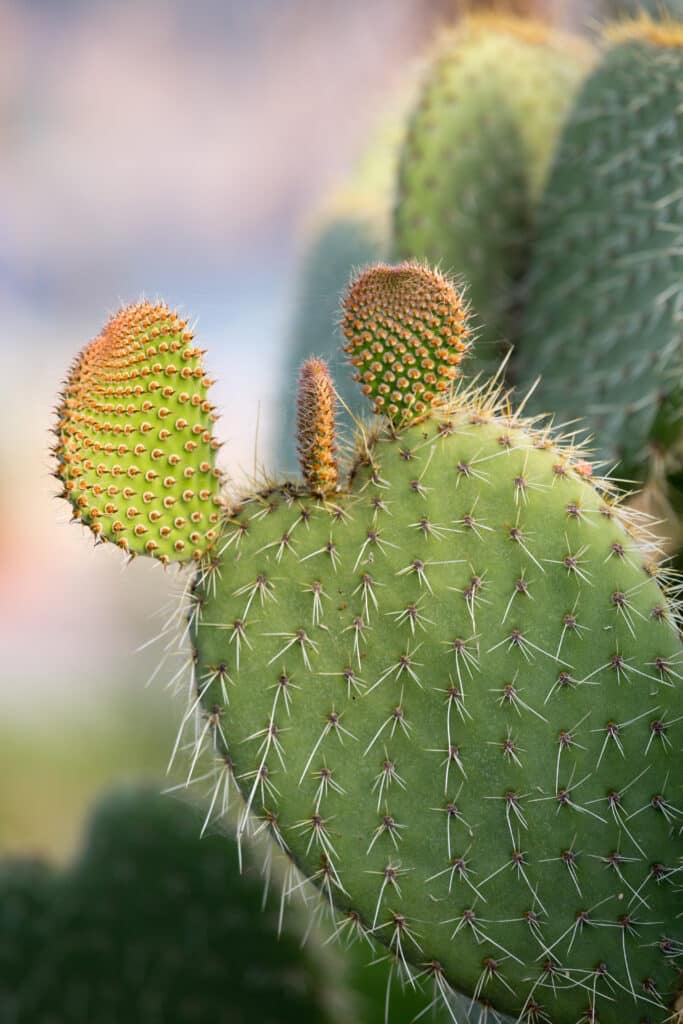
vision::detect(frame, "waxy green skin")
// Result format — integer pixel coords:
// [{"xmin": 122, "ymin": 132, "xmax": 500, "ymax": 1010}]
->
[
  {"xmin": 517, "ymin": 36, "xmax": 683, "ymax": 482},
  {"xmin": 394, "ymin": 22, "xmax": 590, "ymax": 375},
  {"xmin": 193, "ymin": 409, "xmax": 683, "ymax": 1024}
]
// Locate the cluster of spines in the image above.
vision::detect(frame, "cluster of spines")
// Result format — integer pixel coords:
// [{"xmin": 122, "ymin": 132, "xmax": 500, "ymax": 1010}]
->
[
  {"xmin": 54, "ymin": 302, "xmax": 223, "ymax": 562},
  {"xmin": 341, "ymin": 262, "xmax": 471, "ymax": 424}
]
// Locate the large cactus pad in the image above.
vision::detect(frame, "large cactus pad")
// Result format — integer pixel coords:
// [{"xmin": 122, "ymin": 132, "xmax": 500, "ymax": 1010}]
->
[{"xmin": 193, "ymin": 402, "xmax": 683, "ymax": 1023}]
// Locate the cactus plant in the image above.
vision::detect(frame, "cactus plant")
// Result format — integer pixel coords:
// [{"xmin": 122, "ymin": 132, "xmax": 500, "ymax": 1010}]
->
[
  {"xmin": 393, "ymin": 15, "xmax": 592, "ymax": 375},
  {"xmin": 516, "ymin": 20, "xmax": 683, "ymax": 493},
  {"xmin": 55, "ymin": 263, "xmax": 682, "ymax": 1023}
]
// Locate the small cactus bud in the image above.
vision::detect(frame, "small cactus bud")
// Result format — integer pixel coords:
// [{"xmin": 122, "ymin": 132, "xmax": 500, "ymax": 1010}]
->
[
  {"xmin": 55, "ymin": 302, "xmax": 222, "ymax": 563},
  {"xmin": 296, "ymin": 358, "xmax": 339, "ymax": 496},
  {"xmin": 341, "ymin": 261, "xmax": 470, "ymax": 425}
]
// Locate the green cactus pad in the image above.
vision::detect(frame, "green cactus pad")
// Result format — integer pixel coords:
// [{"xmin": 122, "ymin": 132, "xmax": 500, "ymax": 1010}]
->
[
  {"xmin": 394, "ymin": 16, "xmax": 591, "ymax": 373},
  {"xmin": 599, "ymin": 2, "xmax": 683, "ymax": 20},
  {"xmin": 342, "ymin": 262, "xmax": 471, "ymax": 425},
  {"xmin": 55, "ymin": 302, "xmax": 223, "ymax": 562},
  {"xmin": 0, "ymin": 786, "xmax": 351, "ymax": 1024},
  {"xmin": 517, "ymin": 24, "xmax": 683, "ymax": 482},
  {"xmin": 192, "ymin": 396, "xmax": 682, "ymax": 1023}
]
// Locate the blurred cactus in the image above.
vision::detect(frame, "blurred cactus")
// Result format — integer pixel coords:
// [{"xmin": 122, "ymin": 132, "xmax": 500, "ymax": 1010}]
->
[
  {"xmin": 597, "ymin": 0, "xmax": 683, "ymax": 18},
  {"xmin": 0, "ymin": 785, "xmax": 457, "ymax": 1024},
  {"xmin": 0, "ymin": 786, "xmax": 345, "ymax": 1024},
  {"xmin": 516, "ymin": 20, "xmax": 683, "ymax": 493},
  {"xmin": 394, "ymin": 15, "xmax": 592, "ymax": 374}
]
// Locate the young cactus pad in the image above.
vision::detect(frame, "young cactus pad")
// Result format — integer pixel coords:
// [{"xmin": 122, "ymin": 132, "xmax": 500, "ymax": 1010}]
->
[
  {"xmin": 517, "ymin": 21, "xmax": 683, "ymax": 482},
  {"xmin": 342, "ymin": 262, "xmax": 471, "ymax": 424},
  {"xmin": 57, "ymin": 267, "xmax": 683, "ymax": 1022},
  {"xmin": 54, "ymin": 301, "xmax": 223, "ymax": 562}
]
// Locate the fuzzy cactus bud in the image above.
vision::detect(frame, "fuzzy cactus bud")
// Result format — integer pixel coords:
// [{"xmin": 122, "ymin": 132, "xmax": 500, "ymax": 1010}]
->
[
  {"xmin": 296, "ymin": 358, "xmax": 339, "ymax": 496},
  {"xmin": 341, "ymin": 262, "xmax": 471, "ymax": 424}
]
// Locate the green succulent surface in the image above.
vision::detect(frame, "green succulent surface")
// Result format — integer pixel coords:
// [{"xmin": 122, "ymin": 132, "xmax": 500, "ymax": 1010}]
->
[
  {"xmin": 193, "ymin": 402, "xmax": 682, "ymax": 1024},
  {"xmin": 394, "ymin": 16, "xmax": 591, "ymax": 373},
  {"xmin": 517, "ymin": 30, "xmax": 683, "ymax": 482}
]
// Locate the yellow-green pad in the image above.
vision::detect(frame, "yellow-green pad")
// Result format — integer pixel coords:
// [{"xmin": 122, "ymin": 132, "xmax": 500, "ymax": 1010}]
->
[{"xmin": 55, "ymin": 302, "xmax": 222, "ymax": 562}]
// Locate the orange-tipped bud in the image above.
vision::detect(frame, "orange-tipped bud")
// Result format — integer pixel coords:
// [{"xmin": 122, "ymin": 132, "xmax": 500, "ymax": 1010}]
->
[
  {"xmin": 341, "ymin": 261, "xmax": 471, "ymax": 425},
  {"xmin": 296, "ymin": 358, "xmax": 339, "ymax": 496}
]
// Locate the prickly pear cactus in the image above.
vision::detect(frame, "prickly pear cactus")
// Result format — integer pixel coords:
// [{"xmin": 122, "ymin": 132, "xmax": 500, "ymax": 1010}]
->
[
  {"xmin": 394, "ymin": 16, "xmax": 592, "ymax": 373},
  {"xmin": 0, "ymin": 785, "xmax": 350, "ymax": 1024},
  {"xmin": 56, "ymin": 266, "xmax": 683, "ymax": 1022},
  {"xmin": 517, "ymin": 21, "xmax": 683, "ymax": 484}
]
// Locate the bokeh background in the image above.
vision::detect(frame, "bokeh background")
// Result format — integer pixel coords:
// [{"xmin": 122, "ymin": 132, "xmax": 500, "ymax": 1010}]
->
[{"xmin": 1, "ymin": 0, "xmax": 593, "ymax": 861}]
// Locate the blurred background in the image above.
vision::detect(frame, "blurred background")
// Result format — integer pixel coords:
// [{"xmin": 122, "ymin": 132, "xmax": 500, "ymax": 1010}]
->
[{"xmin": 0, "ymin": 0, "xmax": 594, "ymax": 860}]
